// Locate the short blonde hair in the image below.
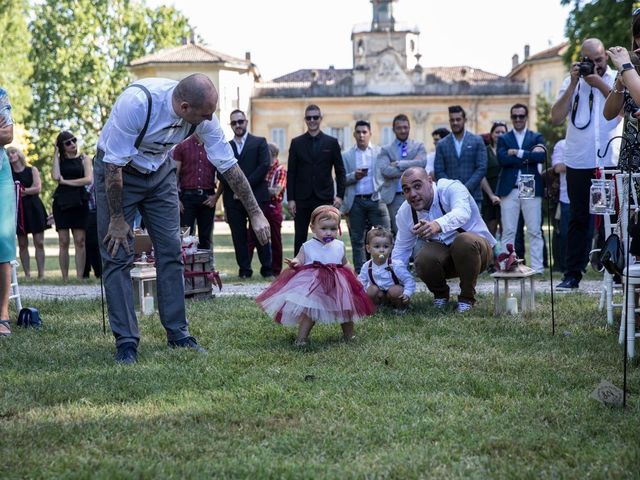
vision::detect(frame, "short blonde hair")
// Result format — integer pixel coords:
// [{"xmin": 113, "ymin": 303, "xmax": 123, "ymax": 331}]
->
[{"xmin": 6, "ymin": 147, "xmax": 26, "ymax": 167}]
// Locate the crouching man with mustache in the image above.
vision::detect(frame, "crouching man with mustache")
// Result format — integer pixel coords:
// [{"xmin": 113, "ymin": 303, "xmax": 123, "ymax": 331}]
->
[{"xmin": 391, "ymin": 167, "xmax": 495, "ymax": 313}]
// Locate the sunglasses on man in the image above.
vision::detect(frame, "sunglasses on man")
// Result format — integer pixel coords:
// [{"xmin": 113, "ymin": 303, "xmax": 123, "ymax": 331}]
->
[
  {"xmin": 511, "ymin": 114, "xmax": 527, "ymax": 120},
  {"xmin": 63, "ymin": 138, "xmax": 77, "ymax": 147},
  {"xmin": 230, "ymin": 119, "xmax": 246, "ymax": 127},
  {"xmin": 305, "ymin": 115, "xmax": 320, "ymax": 121}
]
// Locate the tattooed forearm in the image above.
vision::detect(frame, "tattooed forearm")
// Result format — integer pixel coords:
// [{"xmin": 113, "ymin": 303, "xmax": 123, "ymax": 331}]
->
[
  {"xmin": 105, "ymin": 163, "xmax": 125, "ymax": 219},
  {"xmin": 221, "ymin": 164, "xmax": 261, "ymax": 217}
]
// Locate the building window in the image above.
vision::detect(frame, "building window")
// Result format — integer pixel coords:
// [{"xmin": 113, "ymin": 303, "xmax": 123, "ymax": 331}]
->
[
  {"xmin": 270, "ymin": 128, "xmax": 286, "ymax": 152},
  {"xmin": 381, "ymin": 126, "xmax": 394, "ymax": 146},
  {"xmin": 543, "ymin": 79, "xmax": 554, "ymax": 100},
  {"xmin": 329, "ymin": 127, "xmax": 352, "ymax": 150}
]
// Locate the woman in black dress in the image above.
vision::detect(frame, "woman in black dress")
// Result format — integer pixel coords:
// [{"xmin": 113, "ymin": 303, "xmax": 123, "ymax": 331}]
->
[
  {"xmin": 8, "ymin": 147, "xmax": 49, "ymax": 279},
  {"xmin": 52, "ymin": 131, "xmax": 92, "ymax": 281}
]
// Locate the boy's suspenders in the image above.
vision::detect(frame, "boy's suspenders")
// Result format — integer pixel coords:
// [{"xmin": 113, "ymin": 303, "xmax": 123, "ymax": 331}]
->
[{"xmin": 368, "ymin": 257, "xmax": 401, "ymax": 288}]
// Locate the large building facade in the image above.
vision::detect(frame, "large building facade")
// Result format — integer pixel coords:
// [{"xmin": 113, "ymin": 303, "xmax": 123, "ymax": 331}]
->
[{"xmin": 128, "ymin": 0, "xmax": 567, "ymax": 160}]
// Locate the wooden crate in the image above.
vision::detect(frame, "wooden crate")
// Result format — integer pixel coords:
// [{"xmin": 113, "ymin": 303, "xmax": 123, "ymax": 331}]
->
[{"xmin": 183, "ymin": 250, "xmax": 214, "ymax": 298}]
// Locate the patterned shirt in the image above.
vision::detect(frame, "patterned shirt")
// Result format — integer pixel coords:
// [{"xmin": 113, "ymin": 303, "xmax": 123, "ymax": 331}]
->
[
  {"xmin": 173, "ymin": 135, "xmax": 217, "ymax": 191},
  {"xmin": 266, "ymin": 160, "xmax": 287, "ymax": 203}
]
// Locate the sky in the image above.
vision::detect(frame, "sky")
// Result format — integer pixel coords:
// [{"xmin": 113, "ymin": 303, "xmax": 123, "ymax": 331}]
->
[{"xmin": 146, "ymin": 0, "xmax": 572, "ymax": 81}]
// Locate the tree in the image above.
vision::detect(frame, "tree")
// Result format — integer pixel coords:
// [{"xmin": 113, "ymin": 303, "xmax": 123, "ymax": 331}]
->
[
  {"xmin": 561, "ymin": 0, "xmax": 636, "ymax": 64},
  {"xmin": 535, "ymin": 93, "xmax": 566, "ymax": 153},
  {"xmin": 27, "ymin": 0, "xmax": 192, "ymax": 203},
  {"xmin": 0, "ymin": 0, "xmax": 32, "ymax": 123}
]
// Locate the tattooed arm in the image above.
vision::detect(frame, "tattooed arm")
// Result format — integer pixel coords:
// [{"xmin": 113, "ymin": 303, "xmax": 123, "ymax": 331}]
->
[
  {"xmin": 221, "ymin": 163, "xmax": 270, "ymax": 245},
  {"xmin": 103, "ymin": 163, "xmax": 133, "ymax": 256}
]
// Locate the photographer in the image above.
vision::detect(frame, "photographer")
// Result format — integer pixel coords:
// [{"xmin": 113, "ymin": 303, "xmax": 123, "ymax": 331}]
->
[{"xmin": 551, "ymin": 38, "xmax": 622, "ymax": 290}]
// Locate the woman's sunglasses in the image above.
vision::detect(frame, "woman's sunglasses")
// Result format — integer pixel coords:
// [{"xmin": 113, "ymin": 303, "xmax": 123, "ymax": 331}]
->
[{"xmin": 63, "ymin": 138, "xmax": 77, "ymax": 147}]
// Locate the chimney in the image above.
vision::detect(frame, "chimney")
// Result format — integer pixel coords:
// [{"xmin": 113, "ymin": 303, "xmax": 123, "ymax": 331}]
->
[
  {"xmin": 512, "ymin": 54, "xmax": 519, "ymax": 69},
  {"xmin": 245, "ymin": 51, "xmax": 251, "ymax": 61},
  {"xmin": 524, "ymin": 44, "xmax": 530, "ymax": 60},
  {"xmin": 189, "ymin": 29, "xmax": 196, "ymax": 44}
]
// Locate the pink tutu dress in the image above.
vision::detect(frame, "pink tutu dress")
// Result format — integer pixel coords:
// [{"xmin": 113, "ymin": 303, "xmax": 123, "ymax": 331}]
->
[{"xmin": 256, "ymin": 238, "xmax": 375, "ymax": 325}]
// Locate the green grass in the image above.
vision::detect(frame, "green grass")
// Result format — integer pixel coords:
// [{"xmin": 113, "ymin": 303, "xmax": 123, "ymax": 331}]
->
[{"xmin": 1, "ymin": 293, "xmax": 639, "ymax": 478}]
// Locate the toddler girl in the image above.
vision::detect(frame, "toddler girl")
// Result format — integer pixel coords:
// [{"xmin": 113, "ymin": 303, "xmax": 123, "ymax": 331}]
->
[
  {"xmin": 357, "ymin": 226, "xmax": 415, "ymax": 309},
  {"xmin": 256, "ymin": 205, "xmax": 374, "ymax": 346}
]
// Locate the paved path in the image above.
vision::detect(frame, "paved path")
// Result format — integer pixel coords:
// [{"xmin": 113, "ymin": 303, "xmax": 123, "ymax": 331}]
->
[{"xmin": 18, "ymin": 277, "xmax": 605, "ymax": 301}]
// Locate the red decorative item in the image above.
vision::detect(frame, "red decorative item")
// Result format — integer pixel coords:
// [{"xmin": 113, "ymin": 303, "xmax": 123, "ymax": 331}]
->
[{"xmin": 495, "ymin": 243, "xmax": 520, "ymax": 272}]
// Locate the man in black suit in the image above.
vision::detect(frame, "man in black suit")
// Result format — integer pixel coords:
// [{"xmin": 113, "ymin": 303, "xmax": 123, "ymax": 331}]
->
[
  {"xmin": 219, "ymin": 109, "xmax": 273, "ymax": 279},
  {"xmin": 287, "ymin": 104, "xmax": 346, "ymax": 255}
]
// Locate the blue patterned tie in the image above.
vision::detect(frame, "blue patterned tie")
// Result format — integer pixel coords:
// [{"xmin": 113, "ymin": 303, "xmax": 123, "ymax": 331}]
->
[{"xmin": 400, "ymin": 141, "xmax": 408, "ymax": 159}]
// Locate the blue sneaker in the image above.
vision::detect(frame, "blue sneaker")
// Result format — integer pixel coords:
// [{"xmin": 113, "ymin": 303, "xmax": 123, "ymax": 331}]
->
[{"xmin": 556, "ymin": 277, "xmax": 579, "ymax": 290}]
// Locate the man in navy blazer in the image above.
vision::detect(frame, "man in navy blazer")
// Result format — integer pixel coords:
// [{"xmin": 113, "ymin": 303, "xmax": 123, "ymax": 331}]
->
[
  {"xmin": 219, "ymin": 109, "xmax": 273, "ymax": 279},
  {"xmin": 495, "ymin": 103, "xmax": 547, "ymax": 273},
  {"xmin": 434, "ymin": 105, "xmax": 487, "ymax": 208}
]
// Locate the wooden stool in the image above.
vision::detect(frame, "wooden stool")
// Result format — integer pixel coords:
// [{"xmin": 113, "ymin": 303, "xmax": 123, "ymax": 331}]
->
[{"xmin": 491, "ymin": 269, "xmax": 536, "ymax": 315}]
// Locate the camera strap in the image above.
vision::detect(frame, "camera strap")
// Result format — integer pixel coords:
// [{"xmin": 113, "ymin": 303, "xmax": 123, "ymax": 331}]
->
[{"xmin": 571, "ymin": 83, "xmax": 594, "ymax": 130}]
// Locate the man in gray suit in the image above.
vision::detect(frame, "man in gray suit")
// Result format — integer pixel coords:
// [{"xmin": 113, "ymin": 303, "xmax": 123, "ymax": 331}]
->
[
  {"xmin": 434, "ymin": 105, "xmax": 487, "ymax": 209},
  {"xmin": 341, "ymin": 120, "xmax": 390, "ymax": 273},
  {"xmin": 377, "ymin": 114, "xmax": 427, "ymax": 235}
]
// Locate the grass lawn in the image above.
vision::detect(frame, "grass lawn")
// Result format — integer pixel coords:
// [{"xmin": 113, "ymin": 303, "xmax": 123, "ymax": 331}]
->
[{"xmin": 1, "ymin": 291, "xmax": 639, "ymax": 478}]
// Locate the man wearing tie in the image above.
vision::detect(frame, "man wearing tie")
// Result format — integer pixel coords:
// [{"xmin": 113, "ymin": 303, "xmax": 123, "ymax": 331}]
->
[{"xmin": 377, "ymin": 114, "xmax": 427, "ymax": 235}]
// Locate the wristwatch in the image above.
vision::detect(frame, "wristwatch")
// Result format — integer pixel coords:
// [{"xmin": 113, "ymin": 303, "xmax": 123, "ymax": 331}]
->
[{"xmin": 620, "ymin": 63, "xmax": 634, "ymax": 74}]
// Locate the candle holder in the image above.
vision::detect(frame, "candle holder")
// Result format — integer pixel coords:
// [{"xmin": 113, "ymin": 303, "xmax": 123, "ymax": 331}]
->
[
  {"xmin": 518, "ymin": 174, "xmax": 535, "ymax": 200},
  {"xmin": 130, "ymin": 260, "xmax": 157, "ymax": 316},
  {"xmin": 589, "ymin": 178, "xmax": 615, "ymax": 215}
]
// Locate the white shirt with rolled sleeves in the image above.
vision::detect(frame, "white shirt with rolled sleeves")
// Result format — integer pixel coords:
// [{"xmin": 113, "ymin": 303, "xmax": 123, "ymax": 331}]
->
[
  {"xmin": 357, "ymin": 258, "xmax": 416, "ymax": 298},
  {"xmin": 391, "ymin": 179, "xmax": 496, "ymax": 266},
  {"xmin": 557, "ymin": 67, "xmax": 622, "ymax": 169},
  {"xmin": 97, "ymin": 77, "xmax": 237, "ymax": 174}
]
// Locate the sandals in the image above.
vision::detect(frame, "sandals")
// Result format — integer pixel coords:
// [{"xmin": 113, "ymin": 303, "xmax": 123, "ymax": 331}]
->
[{"xmin": 0, "ymin": 320, "xmax": 11, "ymax": 337}]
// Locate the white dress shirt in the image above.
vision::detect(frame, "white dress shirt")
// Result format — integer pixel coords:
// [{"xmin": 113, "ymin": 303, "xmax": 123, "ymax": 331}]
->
[
  {"xmin": 357, "ymin": 258, "xmax": 416, "ymax": 297},
  {"xmin": 392, "ymin": 179, "xmax": 496, "ymax": 266},
  {"xmin": 355, "ymin": 145, "xmax": 375, "ymax": 195},
  {"xmin": 97, "ymin": 78, "xmax": 236, "ymax": 174},
  {"xmin": 233, "ymin": 131, "xmax": 248, "ymax": 155},
  {"xmin": 551, "ymin": 139, "xmax": 569, "ymax": 204}
]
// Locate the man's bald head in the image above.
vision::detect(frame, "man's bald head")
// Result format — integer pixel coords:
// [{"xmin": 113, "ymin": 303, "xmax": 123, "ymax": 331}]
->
[
  {"xmin": 401, "ymin": 167, "xmax": 430, "ymax": 183},
  {"xmin": 401, "ymin": 167, "xmax": 434, "ymax": 211},
  {"xmin": 581, "ymin": 38, "xmax": 609, "ymax": 77},
  {"xmin": 174, "ymin": 73, "xmax": 216, "ymax": 107},
  {"xmin": 172, "ymin": 73, "xmax": 218, "ymax": 125}
]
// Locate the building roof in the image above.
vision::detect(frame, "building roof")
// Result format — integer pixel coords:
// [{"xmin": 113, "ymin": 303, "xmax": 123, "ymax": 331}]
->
[
  {"xmin": 129, "ymin": 42, "xmax": 251, "ymax": 68},
  {"xmin": 256, "ymin": 64, "xmax": 524, "ymax": 98},
  {"xmin": 508, "ymin": 42, "xmax": 568, "ymax": 78}
]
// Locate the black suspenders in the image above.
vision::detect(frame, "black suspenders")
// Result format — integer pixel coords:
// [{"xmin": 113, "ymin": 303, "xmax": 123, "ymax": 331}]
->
[
  {"xmin": 127, "ymin": 83, "xmax": 197, "ymax": 149},
  {"xmin": 368, "ymin": 257, "xmax": 401, "ymax": 288}
]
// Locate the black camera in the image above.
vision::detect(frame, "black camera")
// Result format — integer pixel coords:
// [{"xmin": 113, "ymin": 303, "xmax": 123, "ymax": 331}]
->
[{"xmin": 578, "ymin": 56, "xmax": 595, "ymax": 76}]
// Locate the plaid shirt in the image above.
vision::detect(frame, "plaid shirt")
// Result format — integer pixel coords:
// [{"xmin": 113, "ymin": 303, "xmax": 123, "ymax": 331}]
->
[{"xmin": 266, "ymin": 160, "xmax": 287, "ymax": 203}]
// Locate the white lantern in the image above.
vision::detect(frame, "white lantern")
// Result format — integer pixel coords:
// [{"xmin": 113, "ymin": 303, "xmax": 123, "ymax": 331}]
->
[
  {"xmin": 518, "ymin": 174, "xmax": 535, "ymax": 199},
  {"xmin": 589, "ymin": 178, "xmax": 615, "ymax": 215},
  {"xmin": 130, "ymin": 261, "xmax": 157, "ymax": 315}
]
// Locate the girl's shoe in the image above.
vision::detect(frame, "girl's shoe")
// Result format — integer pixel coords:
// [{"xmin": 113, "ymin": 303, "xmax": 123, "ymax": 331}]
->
[{"xmin": 294, "ymin": 338, "xmax": 308, "ymax": 347}]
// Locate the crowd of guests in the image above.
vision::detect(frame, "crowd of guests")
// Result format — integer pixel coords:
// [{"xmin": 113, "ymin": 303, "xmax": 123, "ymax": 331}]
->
[{"xmin": 2, "ymin": 26, "xmax": 640, "ymax": 352}]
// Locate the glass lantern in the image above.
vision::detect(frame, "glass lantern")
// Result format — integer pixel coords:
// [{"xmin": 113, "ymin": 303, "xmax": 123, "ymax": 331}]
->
[
  {"xmin": 589, "ymin": 178, "xmax": 615, "ymax": 215},
  {"xmin": 130, "ymin": 261, "xmax": 157, "ymax": 315},
  {"xmin": 518, "ymin": 174, "xmax": 535, "ymax": 199}
]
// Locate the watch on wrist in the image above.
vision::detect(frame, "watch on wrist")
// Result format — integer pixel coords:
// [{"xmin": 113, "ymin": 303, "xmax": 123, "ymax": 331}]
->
[{"xmin": 620, "ymin": 63, "xmax": 634, "ymax": 74}]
